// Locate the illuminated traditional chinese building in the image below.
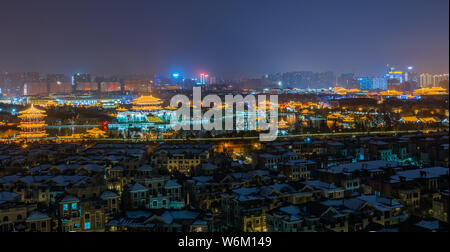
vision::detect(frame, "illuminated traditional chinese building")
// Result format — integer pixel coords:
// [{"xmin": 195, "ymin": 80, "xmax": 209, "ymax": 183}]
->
[
  {"xmin": 85, "ymin": 128, "xmax": 108, "ymax": 138},
  {"xmin": 112, "ymin": 96, "xmax": 175, "ymax": 132},
  {"xmin": 131, "ymin": 95, "xmax": 163, "ymax": 112},
  {"xmin": 17, "ymin": 105, "xmax": 48, "ymax": 140},
  {"xmin": 414, "ymin": 87, "xmax": 448, "ymax": 96},
  {"xmin": 278, "ymin": 119, "xmax": 289, "ymax": 129},
  {"xmin": 380, "ymin": 90, "xmax": 403, "ymax": 96},
  {"xmin": 116, "ymin": 107, "xmax": 148, "ymax": 124}
]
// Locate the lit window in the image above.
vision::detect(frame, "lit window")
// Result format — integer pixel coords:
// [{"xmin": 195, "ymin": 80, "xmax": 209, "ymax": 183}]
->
[
  {"xmin": 72, "ymin": 203, "xmax": 77, "ymax": 210},
  {"xmin": 63, "ymin": 204, "xmax": 68, "ymax": 211},
  {"xmin": 85, "ymin": 222, "xmax": 91, "ymax": 230}
]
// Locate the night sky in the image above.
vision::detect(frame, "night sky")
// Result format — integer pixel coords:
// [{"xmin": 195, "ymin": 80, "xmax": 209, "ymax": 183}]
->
[{"xmin": 0, "ymin": 0, "xmax": 448, "ymax": 78}]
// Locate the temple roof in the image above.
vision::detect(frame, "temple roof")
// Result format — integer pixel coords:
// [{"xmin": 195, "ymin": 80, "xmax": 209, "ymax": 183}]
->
[
  {"xmin": 19, "ymin": 104, "xmax": 46, "ymax": 114},
  {"xmin": 132, "ymin": 95, "xmax": 163, "ymax": 105},
  {"xmin": 380, "ymin": 90, "xmax": 403, "ymax": 96}
]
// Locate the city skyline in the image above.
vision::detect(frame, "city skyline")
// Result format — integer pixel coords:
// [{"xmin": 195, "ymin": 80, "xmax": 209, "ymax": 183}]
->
[{"xmin": 0, "ymin": 0, "xmax": 448, "ymax": 78}]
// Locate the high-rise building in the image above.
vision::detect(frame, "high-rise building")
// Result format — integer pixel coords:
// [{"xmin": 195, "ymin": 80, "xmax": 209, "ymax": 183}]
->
[
  {"xmin": 372, "ymin": 77, "xmax": 388, "ymax": 90},
  {"xmin": 338, "ymin": 73, "xmax": 359, "ymax": 89},
  {"xmin": 124, "ymin": 80, "xmax": 153, "ymax": 93},
  {"xmin": 0, "ymin": 73, "xmax": 23, "ymax": 97},
  {"xmin": 72, "ymin": 73, "xmax": 92, "ymax": 90},
  {"xmin": 433, "ymin": 74, "xmax": 449, "ymax": 87},
  {"xmin": 358, "ymin": 77, "xmax": 373, "ymax": 90},
  {"xmin": 404, "ymin": 67, "xmax": 418, "ymax": 84},
  {"xmin": 76, "ymin": 82, "xmax": 98, "ymax": 91},
  {"xmin": 198, "ymin": 73, "xmax": 209, "ymax": 85},
  {"xmin": 20, "ymin": 72, "xmax": 41, "ymax": 83},
  {"xmin": 49, "ymin": 82, "xmax": 72, "ymax": 94},
  {"xmin": 23, "ymin": 82, "xmax": 48, "ymax": 96},
  {"xmin": 386, "ymin": 71, "xmax": 403, "ymax": 91},
  {"xmin": 100, "ymin": 82, "xmax": 122, "ymax": 92},
  {"xmin": 265, "ymin": 71, "xmax": 335, "ymax": 89},
  {"xmin": 46, "ymin": 74, "xmax": 68, "ymax": 83},
  {"xmin": 419, "ymin": 73, "xmax": 433, "ymax": 87}
]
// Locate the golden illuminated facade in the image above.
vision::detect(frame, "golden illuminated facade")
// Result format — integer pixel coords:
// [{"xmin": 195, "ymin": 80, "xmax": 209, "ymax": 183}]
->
[
  {"xmin": 380, "ymin": 90, "xmax": 403, "ymax": 96},
  {"xmin": 131, "ymin": 95, "xmax": 163, "ymax": 112},
  {"xmin": 17, "ymin": 105, "xmax": 48, "ymax": 139},
  {"xmin": 414, "ymin": 87, "xmax": 448, "ymax": 96},
  {"xmin": 333, "ymin": 87, "xmax": 362, "ymax": 95}
]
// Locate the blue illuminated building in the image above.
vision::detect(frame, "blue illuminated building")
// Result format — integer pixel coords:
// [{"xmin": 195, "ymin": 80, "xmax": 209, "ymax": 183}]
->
[{"xmin": 358, "ymin": 77, "xmax": 373, "ymax": 90}]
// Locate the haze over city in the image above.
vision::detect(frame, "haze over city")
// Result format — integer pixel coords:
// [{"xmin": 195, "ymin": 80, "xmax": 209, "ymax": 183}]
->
[{"xmin": 0, "ymin": 0, "xmax": 448, "ymax": 77}]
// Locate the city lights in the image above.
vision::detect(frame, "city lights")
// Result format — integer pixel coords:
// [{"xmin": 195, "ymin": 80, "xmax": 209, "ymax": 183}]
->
[{"xmin": 0, "ymin": 0, "xmax": 448, "ymax": 237}]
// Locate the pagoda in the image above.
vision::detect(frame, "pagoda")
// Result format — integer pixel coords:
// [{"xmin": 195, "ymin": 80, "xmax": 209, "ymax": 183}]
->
[
  {"xmin": 17, "ymin": 105, "xmax": 48, "ymax": 140},
  {"xmin": 131, "ymin": 95, "xmax": 163, "ymax": 112}
]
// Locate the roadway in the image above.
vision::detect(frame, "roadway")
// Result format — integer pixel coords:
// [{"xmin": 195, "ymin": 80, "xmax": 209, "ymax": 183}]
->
[{"xmin": 0, "ymin": 129, "xmax": 442, "ymax": 143}]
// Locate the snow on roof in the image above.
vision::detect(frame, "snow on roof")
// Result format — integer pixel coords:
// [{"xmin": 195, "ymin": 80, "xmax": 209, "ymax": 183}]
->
[
  {"xmin": 17, "ymin": 176, "xmax": 52, "ymax": 185},
  {"xmin": 343, "ymin": 198, "xmax": 367, "ymax": 210},
  {"xmin": 127, "ymin": 183, "xmax": 148, "ymax": 192},
  {"xmin": 279, "ymin": 205, "xmax": 301, "ymax": 216},
  {"xmin": 82, "ymin": 164, "xmax": 105, "ymax": 172},
  {"xmin": 100, "ymin": 191, "xmax": 119, "ymax": 199},
  {"xmin": 321, "ymin": 199, "xmax": 345, "ymax": 207},
  {"xmin": 323, "ymin": 161, "xmax": 400, "ymax": 174},
  {"xmin": 126, "ymin": 210, "xmax": 152, "ymax": 219},
  {"xmin": 138, "ymin": 165, "xmax": 153, "ymax": 171},
  {"xmin": 159, "ymin": 211, "xmax": 174, "ymax": 224},
  {"xmin": 169, "ymin": 210, "xmax": 200, "ymax": 220},
  {"xmin": 54, "ymin": 164, "xmax": 81, "ymax": 171},
  {"xmin": 165, "ymin": 180, "xmax": 180, "ymax": 188},
  {"xmin": 192, "ymin": 176, "xmax": 214, "ymax": 183},
  {"xmin": 60, "ymin": 195, "xmax": 80, "ymax": 203},
  {"xmin": 201, "ymin": 163, "xmax": 218, "ymax": 170},
  {"xmin": 303, "ymin": 180, "xmax": 344, "ymax": 192},
  {"xmin": 111, "ymin": 166, "xmax": 124, "ymax": 171},
  {"xmin": 0, "ymin": 175, "xmax": 20, "ymax": 184},
  {"xmin": 233, "ymin": 187, "xmax": 259, "ymax": 196},
  {"xmin": 26, "ymin": 211, "xmax": 50, "ymax": 221},
  {"xmin": 357, "ymin": 195, "xmax": 403, "ymax": 211},
  {"xmin": 415, "ymin": 220, "xmax": 440, "ymax": 230},
  {"xmin": 0, "ymin": 192, "xmax": 20, "ymax": 204},
  {"xmin": 390, "ymin": 167, "xmax": 449, "ymax": 183},
  {"xmin": 50, "ymin": 175, "xmax": 90, "ymax": 186},
  {"xmin": 30, "ymin": 164, "xmax": 53, "ymax": 172},
  {"xmin": 107, "ymin": 218, "xmax": 154, "ymax": 228}
]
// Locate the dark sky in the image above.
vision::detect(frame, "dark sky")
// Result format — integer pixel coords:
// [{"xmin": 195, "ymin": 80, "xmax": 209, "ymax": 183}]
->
[{"xmin": 0, "ymin": 0, "xmax": 448, "ymax": 78}]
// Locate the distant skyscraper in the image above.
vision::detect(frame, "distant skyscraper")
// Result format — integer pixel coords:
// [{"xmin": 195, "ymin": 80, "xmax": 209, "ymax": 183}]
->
[
  {"xmin": 386, "ymin": 71, "xmax": 403, "ymax": 83},
  {"xmin": 49, "ymin": 82, "xmax": 72, "ymax": 94},
  {"xmin": 433, "ymin": 74, "xmax": 449, "ymax": 87},
  {"xmin": 72, "ymin": 73, "xmax": 91, "ymax": 84},
  {"xmin": 358, "ymin": 77, "xmax": 373, "ymax": 90},
  {"xmin": 419, "ymin": 73, "xmax": 433, "ymax": 87},
  {"xmin": 386, "ymin": 71, "xmax": 403, "ymax": 90},
  {"xmin": 338, "ymin": 73, "xmax": 359, "ymax": 89},
  {"xmin": 46, "ymin": 74, "xmax": 67, "ymax": 83},
  {"xmin": 100, "ymin": 82, "xmax": 121, "ymax": 92},
  {"xmin": 198, "ymin": 73, "xmax": 209, "ymax": 85},
  {"xmin": 372, "ymin": 77, "xmax": 388, "ymax": 90},
  {"xmin": 72, "ymin": 73, "xmax": 92, "ymax": 91},
  {"xmin": 124, "ymin": 80, "xmax": 153, "ymax": 93},
  {"xmin": 20, "ymin": 72, "xmax": 41, "ymax": 83},
  {"xmin": 154, "ymin": 75, "xmax": 164, "ymax": 87}
]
